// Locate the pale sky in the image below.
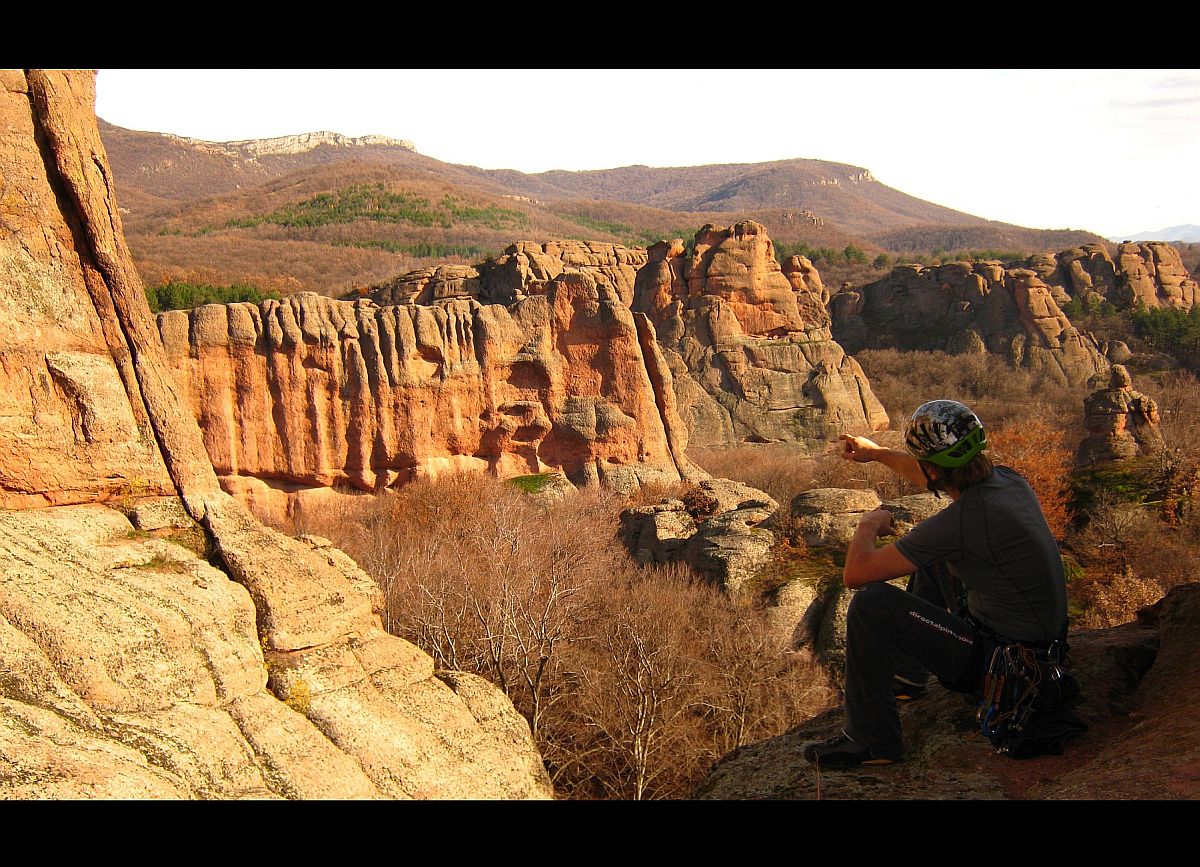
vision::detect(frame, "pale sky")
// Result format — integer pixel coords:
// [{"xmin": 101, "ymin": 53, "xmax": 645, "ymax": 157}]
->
[{"xmin": 95, "ymin": 69, "xmax": 1200, "ymax": 239}]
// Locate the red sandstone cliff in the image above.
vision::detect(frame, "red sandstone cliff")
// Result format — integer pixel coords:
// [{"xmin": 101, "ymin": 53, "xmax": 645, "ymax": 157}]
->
[{"xmin": 159, "ymin": 273, "xmax": 698, "ymax": 522}]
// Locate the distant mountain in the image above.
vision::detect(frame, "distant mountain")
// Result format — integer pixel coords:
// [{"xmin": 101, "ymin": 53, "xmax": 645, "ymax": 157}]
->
[
  {"xmin": 99, "ymin": 121, "xmax": 999, "ymax": 236},
  {"xmin": 96, "ymin": 120, "xmax": 1110, "ymax": 295},
  {"xmin": 1109, "ymin": 224, "xmax": 1200, "ymax": 243},
  {"xmin": 464, "ymin": 160, "xmax": 990, "ymax": 236}
]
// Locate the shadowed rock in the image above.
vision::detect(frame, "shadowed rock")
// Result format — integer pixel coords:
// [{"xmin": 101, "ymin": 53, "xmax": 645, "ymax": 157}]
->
[{"xmin": 831, "ymin": 261, "xmax": 1109, "ymax": 386}]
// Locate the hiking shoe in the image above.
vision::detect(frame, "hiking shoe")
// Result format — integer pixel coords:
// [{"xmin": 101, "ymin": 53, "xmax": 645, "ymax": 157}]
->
[
  {"xmin": 893, "ymin": 674, "xmax": 930, "ymax": 702},
  {"xmin": 802, "ymin": 732, "xmax": 897, "ymax": 769}
]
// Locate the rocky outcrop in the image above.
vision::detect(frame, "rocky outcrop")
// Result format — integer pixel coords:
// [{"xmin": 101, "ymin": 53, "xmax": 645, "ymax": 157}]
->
[
  {"xmin": 764, "ymin": 490, "xmax": 949, "ymax": 657},
  {"xmin": 363, "ymin": 240, "xmax": 648, "ymax": 308},
  {"xmin": 831, "ymin": 261, "xmax": 1109, "ymax": 386},
  {"xmin": 0, "ymin": 69, "xmax": 550, "ymax": 799},
  {"xmin": 620, "ymin": 479, "xmax": 779, "ymax": 594},
  {"xmin": 633, "ymin": 222, "xmax": 888, "ymax": 448},
  {"xmin": 1077, "ymin": 365, "xmax": 1164, "ymax": 465},
  {"xmin": 160, "ymin": 271, "xmax": 698, "ymax": 524},
  {"xmin": 1028, "ymin": 242, "xmax": 1198, "ymax": 310},
  {"xmin": 697, "ymin": 582, "xmax": 1197, "ymax": 800}
]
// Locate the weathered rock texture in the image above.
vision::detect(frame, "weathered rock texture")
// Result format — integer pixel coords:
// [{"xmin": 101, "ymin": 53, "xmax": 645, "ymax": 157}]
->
[
  {"xmin": 633, "ymin": 222, "xmax": 888, "ymax": 448},
  {"xmin": 159, "ymin": 272, "xmax": 698, "ymax": 523},
  {"xmin": 697, "ymin": 582, "xmax": 1197, "ymax": 800},
  {"xmin": 1077, "ymin": 365, "xmax": 1164, "ymax": 465},
  {"xmin": 831, "ymin": 261, "xmax": 1109, "ymax": 386},
  {"xmin": 1028, "ymin": 242, "xmax": 1199, "ymax": 310},
  {"xmin": 0, "ymin": 69, "xmax": 550, "ymax": 799},
  {"xmin": 363, "ymin": 240, "xmax": 647, "ymax": 308},
  {"xmin": 620, "ymin": 478, "xmax": 779, "ymax": 594}
]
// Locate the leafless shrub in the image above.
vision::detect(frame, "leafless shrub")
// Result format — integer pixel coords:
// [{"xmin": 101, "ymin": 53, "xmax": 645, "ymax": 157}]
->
[{"xmin": 291, "ymin": 474, "xmax": 834, "ymax": 799}]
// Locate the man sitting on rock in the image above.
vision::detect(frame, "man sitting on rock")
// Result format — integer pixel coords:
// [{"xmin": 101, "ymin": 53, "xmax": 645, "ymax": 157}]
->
[{"xmin": 803, "ymin": 400, "xmax": 1070, "ymax": 769}]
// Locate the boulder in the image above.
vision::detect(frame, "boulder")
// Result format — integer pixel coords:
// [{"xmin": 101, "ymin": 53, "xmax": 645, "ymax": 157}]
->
[
  {"xmin": 620, "ymin": 480, "xmax": 779, "ymax": 594},
  {"xmin": 790, "ymin": 488, "xmax": 882, "ymax": 549},
  {"xmin": 1077, "ymin": 365, "xmax": 1165, "ymax": 465}
]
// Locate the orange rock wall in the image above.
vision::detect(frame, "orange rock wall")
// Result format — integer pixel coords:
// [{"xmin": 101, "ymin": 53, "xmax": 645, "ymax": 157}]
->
[
  {"xmin": 159, "ymin": 275, "xmax": 696, "ymax": 522},
  {"xmin": 0, "ymin": 70, "xmax": 173, "ymax": 508}
]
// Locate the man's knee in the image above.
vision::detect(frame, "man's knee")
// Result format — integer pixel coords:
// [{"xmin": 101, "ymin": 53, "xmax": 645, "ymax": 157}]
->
[{"xmin": 847, "ymin": 581, "xmax": 904, "ymax": 626}]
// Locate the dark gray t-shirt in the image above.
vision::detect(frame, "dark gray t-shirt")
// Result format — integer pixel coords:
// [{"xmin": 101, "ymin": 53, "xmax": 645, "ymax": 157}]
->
[{"xmin": 894, "ymin": 467, "xmax": 1067, "ymax": 643}]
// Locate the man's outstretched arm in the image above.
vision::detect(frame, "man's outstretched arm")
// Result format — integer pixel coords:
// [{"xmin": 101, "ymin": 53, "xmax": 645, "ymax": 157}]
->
[
  {"xmin": 839, "ymin": 434, "xmax": 927, "ymax": 489},
  {"xmin": 844, "ymin": 508, "xmax": 918, "ymax": 589}
]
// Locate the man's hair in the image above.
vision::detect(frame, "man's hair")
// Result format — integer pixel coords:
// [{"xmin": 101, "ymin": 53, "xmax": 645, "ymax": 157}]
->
[{"xmin": 926, "ymin": 452, "xmax": 994, "ymax": 493}]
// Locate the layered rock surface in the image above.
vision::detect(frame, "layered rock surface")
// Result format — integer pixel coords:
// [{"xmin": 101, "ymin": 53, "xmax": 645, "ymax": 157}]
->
[
  {"xmin": 0, "ymin": 69, "xmax": 550, "ymax": 799},
  {"xmin": 1029, "ymin": 242, "xmax": 1198, "ymax": 310},
  {"xmin": 633, "ymin": 221, "xmax": 888, "ymax": 448},
  {"xmin": 159, "ymin": 271, "xmax": 697, "ymax": 524},
  {"xmin": 620, "ymin": 478, "xmax": 779, "ymax": 594},
  {"xmin": 831, "ymin": 261, "xmax": 1109, "ymax": 386}
]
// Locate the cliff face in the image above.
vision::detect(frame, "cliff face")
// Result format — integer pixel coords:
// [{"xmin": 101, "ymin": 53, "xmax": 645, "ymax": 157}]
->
[
  {"xmin": 633, "ymin": 221, "xmax": 888, "ymax": 447},
  {"xmin": 159, "ymin": 273, "xmax": 696, "ymax": 523},
  {"xmin": 1028, "ymin": 242, "xmax": 1198, "ymax": 310},
  {"xmin": 831, "ymin": 261, "xmax": 1109, "ymax": 386},
  {"xmin": 0, "ymin": 70, "xmax": 550, "ymax": 799},
  {"xmin": 162, "ymin": 222, "xmax": 882, "ymax": 518}
]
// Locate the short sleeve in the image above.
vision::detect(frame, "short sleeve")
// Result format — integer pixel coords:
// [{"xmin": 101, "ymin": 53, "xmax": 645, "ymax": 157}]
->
[{"xmin": 894, "ymin": 503, "xmax": 964, "ymax": 568}]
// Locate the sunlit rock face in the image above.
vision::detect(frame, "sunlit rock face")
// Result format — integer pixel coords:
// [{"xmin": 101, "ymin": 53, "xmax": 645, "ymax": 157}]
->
[
  {"xmin": 1027, "ymin": 242, "xmax": 1198, "ymax": 311},
  {"xmin": 830, "ymin": 260, "xmax": 1109, "ymax": 386},
  {"xmin": 1077, "ymin": 364, "xmax": 1164, "ymax": 465},
  {"xmin": 632, "ymin": 221, "xmax": 888, "ymax": 449},
  {"xmin": 362, "ymin": 240, "xmax": 647, "ymax": 307},
  {"xmin": 159, "ymin": 274, "xmax": 698, "ymax": 524},
  {"xmin": 0, "ymin": 69, "xmax": 551, "ymax": 800}
]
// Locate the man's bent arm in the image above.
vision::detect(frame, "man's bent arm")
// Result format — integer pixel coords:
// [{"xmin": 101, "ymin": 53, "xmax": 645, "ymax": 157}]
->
[
  {"xmin": 843, "ymin": 509, "xmax": 918, "ymax": 589},
  {"xmin": 839, "ymin": 435, "xmax": 926, "ymax": 488}
]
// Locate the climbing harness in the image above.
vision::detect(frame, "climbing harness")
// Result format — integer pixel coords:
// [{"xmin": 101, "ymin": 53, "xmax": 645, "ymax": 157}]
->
[{"xmin": 974, "ymin": 628, "xmax": 1084, "ymax": 758}]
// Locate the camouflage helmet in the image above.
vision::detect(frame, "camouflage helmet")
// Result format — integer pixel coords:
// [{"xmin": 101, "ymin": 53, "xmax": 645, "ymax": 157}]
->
[{"xmin": 904, "ymin": 400, "xmax": 987, "ymax": 468}]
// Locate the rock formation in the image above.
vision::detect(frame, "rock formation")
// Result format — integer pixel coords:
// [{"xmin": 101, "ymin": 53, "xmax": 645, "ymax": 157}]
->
[
  {"xmin": 160, "ymin": 270, "xmax": 699, "ymax": 524},
  {"xmin": 363, "ymin": 240, "xmax": 648, "ymax": 308},
  {"xmin": 1077, "ymin": 365, "xmax": 1164, "ymax": 465},
  {"xmin": 830, "ymin": 261, "xmax": 1109, "ymax": 386},
  {"xmin": 766, "ymin": 489, "xmax": 949, "ymax": 658},
  {"xmin": 620, "ymin": 479, "xmax": 779, "ymax": 595},
  {"xmin": 0, "ymin": 69, "xmax": 550, "ymax": 799},
  {"xmin": 1029, "ymin": 242, "xmax": 1199, "ymax": 310},
  {"xmin": 632, "ymin": 222, "xmax": 888, "ymax": 448}
]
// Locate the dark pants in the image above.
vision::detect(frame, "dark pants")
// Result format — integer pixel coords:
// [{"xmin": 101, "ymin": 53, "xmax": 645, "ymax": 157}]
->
[{"xmin": 842, "ymin": 571, "xmax": 980, "ymax": 759}]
